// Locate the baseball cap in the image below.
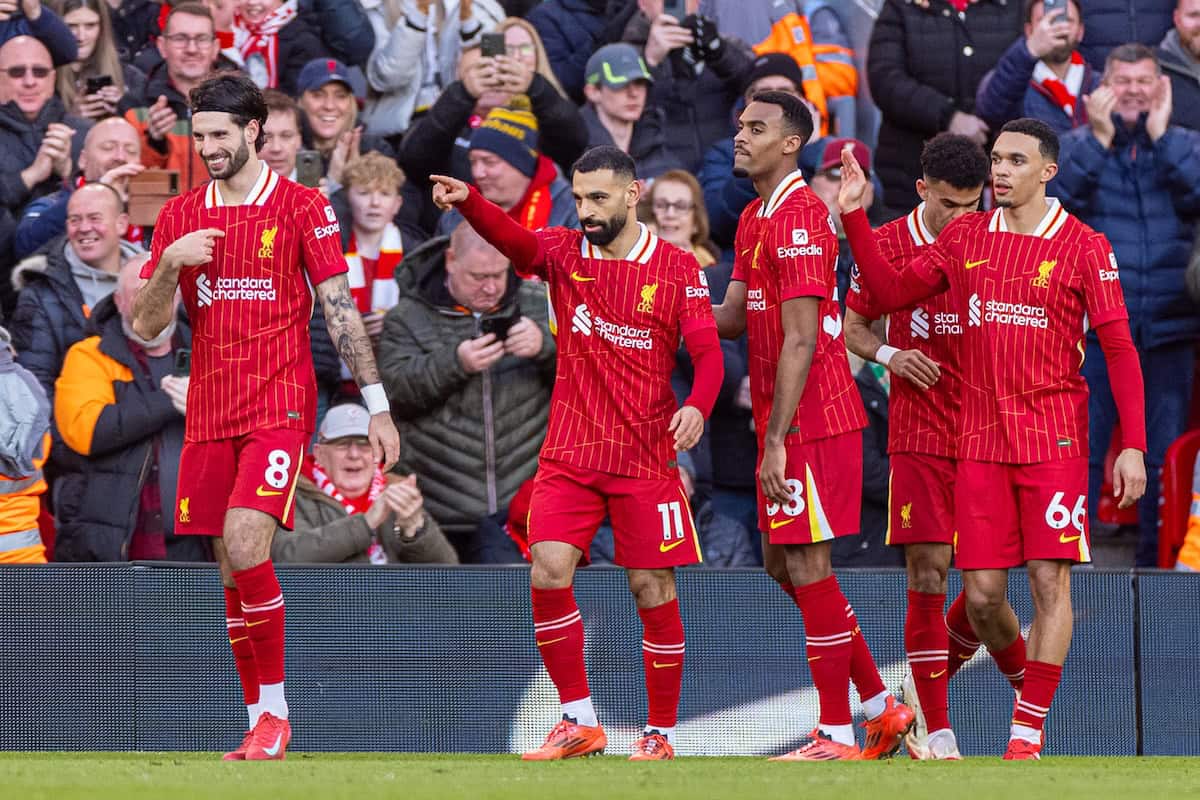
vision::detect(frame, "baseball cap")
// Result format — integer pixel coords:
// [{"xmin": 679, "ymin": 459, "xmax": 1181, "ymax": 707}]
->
[
  {"xmin": 742, "ymin": 52, "xmax": 806, "ymax": 97},
  {"xmin": 319, "ymin": 403, "xmax": 370, "ymax": 441},
  {"xmin": 818, "ymin": 138, "xmax": 871, "ymax": 177},
  {"xmin": 585, "ymin": 43, "xmax": 653, "ymax": 89},
  {"xmin": 297, "ymin": 58, "xmax": 366, "ymax": 101}
]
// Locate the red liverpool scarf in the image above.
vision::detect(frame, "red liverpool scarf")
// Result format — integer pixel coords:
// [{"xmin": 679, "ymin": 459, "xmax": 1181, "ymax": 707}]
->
[
  {"xmin": 1033, "ymin": 51, "xmax": 1086, "ymax": 118},
  {"xmin": 234, "ymin": 0, "xmax": 298, "ymax": 89},
  {"xmin": 303, "ymin": 453, "xmax": 387, "ymax": 516},
  {"xmin": 344, "ymin": 224, "xmax": 403, "ymax": 314},
  {"xmin": 513, "ymin": 185, "xmax": 553, "ymax": 231}
]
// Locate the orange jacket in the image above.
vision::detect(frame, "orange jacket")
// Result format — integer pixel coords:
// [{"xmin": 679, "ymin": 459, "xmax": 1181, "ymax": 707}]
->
[
  {"xmin": 0, "ymin": 432, "xmax": 50, "ymax": 564},
  {"xmin": 753, "ymin": 12, "xmax": 857, "ymax": 137},
  {"xmin": 124, "ymin": 106, "xmax": 207, "ymax": 193}
]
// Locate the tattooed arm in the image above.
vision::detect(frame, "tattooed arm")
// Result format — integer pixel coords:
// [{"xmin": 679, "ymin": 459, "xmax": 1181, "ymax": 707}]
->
[
  {"xmin": 133, "ymin": 228, "xmax": 225, "ymax": 339},
  {"xmin": 315, "ymin": 273, "xmax": 400, "ymax": 468}
]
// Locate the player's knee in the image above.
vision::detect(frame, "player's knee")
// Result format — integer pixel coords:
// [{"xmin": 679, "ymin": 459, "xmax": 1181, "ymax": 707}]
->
[
  {"xmin": 1028, "ymin": 563, "xmax": 1071, "ymax": 612},
  {"xmin": 530, "ymin": 558, "xmax": 573, "ymax": 589},
  {"xmin": 908, "ymin": 561, "xmax": 949, "ymax": 594},
  {"xmin": 627, "ymin": 570, "xmax": 675, "ymax": 608},
  {"xmin": 963, "ymin": 582, "xmax": 1006, "ymax": 621}
]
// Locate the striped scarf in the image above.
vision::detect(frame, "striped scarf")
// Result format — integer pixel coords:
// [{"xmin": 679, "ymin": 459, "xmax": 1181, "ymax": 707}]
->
[
  {"xmin": 1033, "ymin": 51, "xmax": 1086, "ymax": 119},
  {"xmin": 234, "ymin": 0, "xmax": 298, "ymax": 89},
  {"xmin": 344, "ymin": 223, "xmax": 403, "ymax": 314}
]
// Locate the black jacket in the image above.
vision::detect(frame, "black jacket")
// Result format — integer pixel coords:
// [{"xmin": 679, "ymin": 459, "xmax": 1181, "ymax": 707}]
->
[
  {"xmin": 273, "ymin": 15, "xmax": 331, "ymax": 97},
  {"xmin": 581, "ymin": 103, "xmax": 680, "ymax": 181},
  {"xmin": 51, "ymin": 294, "xmax": 208, "ymax": 562},
  {"xmin": 1079, "ymin": 0, "xmax": 1173, "ymax": 71},
  {"xmin": 110, "ymin": 0, "xmax": 160, "ymax": 65},
  {"xmin": 867, "ymin": 0, "xmax": 1021, "ymax": 213},
  {"xmin": 397, "ymin": 76, "xmax": 588, "ymax": 185},
  {"xmin": 0, "ymin": 97, "xmax": 90, "ymax": 216}
]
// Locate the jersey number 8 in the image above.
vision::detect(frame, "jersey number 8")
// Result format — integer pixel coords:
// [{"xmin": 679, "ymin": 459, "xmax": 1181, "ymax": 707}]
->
[
  {"xmin": 264, "ymin": 449, "xmax": 293, "ymax": 490},
  {"xmin": 766, "ymin": 478, "xmax": 805, "ymax": 518}
]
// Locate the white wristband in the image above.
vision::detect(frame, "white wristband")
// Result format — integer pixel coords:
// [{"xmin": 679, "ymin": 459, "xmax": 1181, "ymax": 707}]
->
[
  {"xmin": 875, "ymin": 345, "xmax": 900, "ymax": 367},
  {"xmin": 361, "ymin": 383, "xmax": 390, "ymax": 415}
]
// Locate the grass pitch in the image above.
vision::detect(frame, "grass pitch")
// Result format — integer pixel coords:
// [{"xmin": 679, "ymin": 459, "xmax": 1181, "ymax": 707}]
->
[{"xmin": 4, "ymin": 753, "xmax": 1200, "ymax": 800}]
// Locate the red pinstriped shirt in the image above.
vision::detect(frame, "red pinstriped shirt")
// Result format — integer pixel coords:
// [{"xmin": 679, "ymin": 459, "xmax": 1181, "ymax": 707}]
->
[
  {"xmin": 142, "ymin": 164, "xmax": 347, "ymax": 442},
  {"xmin": 731, "ymin": 171, "xmax": 868, "ymax": 446}
]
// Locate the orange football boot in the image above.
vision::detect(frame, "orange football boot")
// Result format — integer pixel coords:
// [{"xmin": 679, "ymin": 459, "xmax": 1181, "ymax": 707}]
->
[
  {"xmin": 770, "ymin": 729, "xmax": 862, "ymax": 761},
  {"xmin": 243, "ymin": 712, "xmax": 291, "ymax": 761},
  {"xmin": 222, "ymin": 729, "xmax": 255, "ymax": 761},
  {"xmin": 1003, "ymin": 738, "xmax": 1042, "ymax": 761},
  {"xmin": 860, "ymin": 696, "xmax": 916, "ymax": 760},
  {"xmin": 522, "ymin": 717, "xmax": 607, "ymax": 761},
  {"xmin": 629, "ymin": 733, "xmax": 674, "ymax": 761}
]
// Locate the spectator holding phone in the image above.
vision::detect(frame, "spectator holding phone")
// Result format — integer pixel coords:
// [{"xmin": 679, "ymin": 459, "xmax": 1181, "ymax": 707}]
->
[
  {"xmin": 378, "ymin": 219, "xmax": 555, "ymax": 561},
  {"xmin": 55, "ymin": 0, "xmax": 145, "ymax": 120},
  {"xmin": 51, "ymin": 254, "xmax": 206, "ymax": 562}
]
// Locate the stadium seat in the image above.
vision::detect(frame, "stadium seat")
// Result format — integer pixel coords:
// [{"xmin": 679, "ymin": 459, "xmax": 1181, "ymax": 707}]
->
[{"xmin": 1158, "ymin": 429, "xmax": 1200, "ymax": 569}]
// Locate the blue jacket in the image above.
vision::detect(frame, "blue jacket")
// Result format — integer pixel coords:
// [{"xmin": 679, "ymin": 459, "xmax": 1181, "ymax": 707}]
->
[
  {"xmin": 0, "ymin": 11, "xmax": 78, "ymax": 67},
  {"xmin": 528, "ymin": 0, "xmax": 607, "ymax": 105},
  {"xmin": 975, "ymin": 40, "xmax": 1099, "ymax": 135},
  {"xmin": 1051, "ymin": 118, "xmax": 1200, "ymax": 348},
  {"xmin": 1078, "ymin": 0, "xmax": 1173, "ymax": 72}
]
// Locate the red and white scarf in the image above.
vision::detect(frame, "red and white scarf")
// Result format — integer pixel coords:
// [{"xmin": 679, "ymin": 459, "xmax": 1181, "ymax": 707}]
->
[
  {"xmin": 303, "ymin": 453, "xmax": 387, "ymax": 516},
  {"xmin": 344, "ymin": 223, "xmax": 403, "ymax": 314},
  {"xmin": 1034, "ymin": 51, "xmax": 1086, "ymax": 119},
  {"xmin": 234, "ymin": 0, "xmax": 298, "ymax": 89}
]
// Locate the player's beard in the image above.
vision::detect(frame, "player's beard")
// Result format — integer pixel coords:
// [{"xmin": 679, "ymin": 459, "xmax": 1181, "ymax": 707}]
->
[
  {"xmin": 205, "ymin": 139, "xmax": 251, "ymax": 180},
  {"xmin": 582, "ymin": 210, "xmax": 625, "ymax": 247}
]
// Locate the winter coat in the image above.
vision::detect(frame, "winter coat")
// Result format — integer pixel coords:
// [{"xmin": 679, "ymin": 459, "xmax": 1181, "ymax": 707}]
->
[
  {"xmin": 0, "ymin": 97, "xmax": 90, "ymax": 217},
  {"xmin": 110, "ymin": 0, "xmax": 160, "ymax": 65},
  {"xmin": 528, "ymin": 0, "xmax": 609, "ymax": 104},
  {"xmin": 975, "ymin": 40, "xmax": 1099, "ymax": 135},
  {"xmin": 10, "ymin": 236, "xmax": 143, "ymax": 404},
  {"xmin": 867, "ymin": 0, "xmax": 1022, "ymax": 213},
  {"xmin": 619, "ymin": 12, "xmax": 755, "ymax": 173},
  {"xmin": 396, "ymin": 77, "xmax": 588, "ymax": 184},
  {"xmin": 435, "ymin": 155, "xmax": 578, "ymax": 236},
  {"xmin": 50, "ymin": 293, "xmax": 207, "ymax": 562},
  {"xmin": 304, "ymin": 0, "xmax": 377, "ymax": 67},
  {"xmin": 1159, "ymin": 30, "xmax": 1200, "ymax": 134},
  {"xmin": 1078, "ymin": 0, "xmax": 1173, "ymax": 72},
  {"xmin": 377, "ymin": 235, "xmax": 555, "ymax": 552},
  {"xmin": 360, "ymin": 0, "xmax": 504, "ymax": 138},
  {"xmin": 0, "ymin": 10, "xmax": 78, "ymax": 66},
  {"xmin": 123, "ymin": 60, "xmax": 207, "ymax": 191},
  {"xmin": 266, "ymin": 14, "xmax": 331, "ymax": 97},
  {"xmin": 271, "ymin": 473, "xmax": 458, "ymax": 564},
  {"xmin": 581, "ymin": 103, "xmax": 680, "ymax": 180},
  {"xmin": 1051, "ymin": 117, "xmax": 1200, "ymax": 348}
]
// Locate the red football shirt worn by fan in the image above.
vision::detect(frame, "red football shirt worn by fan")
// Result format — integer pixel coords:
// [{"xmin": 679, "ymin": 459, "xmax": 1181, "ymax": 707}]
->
[
  {"xmin": 730, "ymin": 171, "xmax": 867, "ymax": 445},
  {"xmin": 142, "ymin": 164, "xmax": 347, "ymax": 442},
  {"xmin": 847, "ymin": 203, "xmax": 960, "ymax": 458},
  {"xmin": 845, "ymin": 198, "xmax": 1127, "ymax": 464},
  {"xmin": 528, "ymin": 224, "xmax": 715, "ymax": 480}
]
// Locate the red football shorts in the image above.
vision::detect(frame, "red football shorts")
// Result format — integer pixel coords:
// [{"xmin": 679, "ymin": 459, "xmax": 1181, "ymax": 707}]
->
[
  {"xmin": 886, "ymin": 452, "xmax": 956, "ymax": 546},
  {"xmin": 175, "ymin": 428, "xmax": 309, "ymax": 536},
  {"xmin": 955, "ymin": 458, "xmax": 1091, "ymax": 569},
  {"xmin": 527, "ymin": 460, "xmax": 702, "ymax": 569},
  {"xmin": 756, "ymin": 431, "xmax": 862, "ymax": 544}
]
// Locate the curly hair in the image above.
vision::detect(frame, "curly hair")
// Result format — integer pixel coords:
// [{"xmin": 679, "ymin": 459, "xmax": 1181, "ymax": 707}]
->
[{"xmin": 920, "ymin": 133, "xmax": 990, "ymax": 189}]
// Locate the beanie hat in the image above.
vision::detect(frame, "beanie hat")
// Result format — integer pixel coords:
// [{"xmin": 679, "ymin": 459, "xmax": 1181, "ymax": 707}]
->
[
  {"xmin": 741, "ymin": 52, "xmax": 807, "ymax": 97},
  {"xmin": 469, "ymin": 96, "xmax": 540, "ymax": 178}
]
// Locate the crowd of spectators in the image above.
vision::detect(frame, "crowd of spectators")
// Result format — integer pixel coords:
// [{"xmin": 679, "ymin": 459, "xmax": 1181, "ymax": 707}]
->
[{"xmin": 0, "ymin": 0, "xmax": 1196, "ymax": 571}]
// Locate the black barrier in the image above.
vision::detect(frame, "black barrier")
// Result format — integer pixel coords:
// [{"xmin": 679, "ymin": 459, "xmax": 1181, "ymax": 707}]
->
[{"xmin": 0, "ymin": 565, "xmax": 1161, "ymax": 755}]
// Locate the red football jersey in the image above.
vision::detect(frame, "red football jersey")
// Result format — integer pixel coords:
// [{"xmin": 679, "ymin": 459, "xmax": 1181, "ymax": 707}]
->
[
  {"xmin": 731, "ymin": 171, "xmax": 867, "ymax": 445},
  {"xmin": 847, "ymin": 203, "xmax": 960, "ymax": 458},
  {"xmin": 853, "ymin": 199, "xmax": 1127, "ymax": 464},
  {"xmin": 524, "ymin": 223, "xmax": 715, "ymax": 480},
  {"xmin": 142, "ymin": 164, "xmax": 347, "ymax": 442}
]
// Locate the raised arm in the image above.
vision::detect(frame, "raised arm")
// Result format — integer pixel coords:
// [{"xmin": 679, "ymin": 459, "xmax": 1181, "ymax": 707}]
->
[{"xmin": 430, "ymin": 174, "xmax": 547, "ymax": 279}]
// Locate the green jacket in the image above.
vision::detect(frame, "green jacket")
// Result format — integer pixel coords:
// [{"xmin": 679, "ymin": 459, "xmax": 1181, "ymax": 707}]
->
[
  {"xmin": 271, "ymin": 474, "xmax": 458, "ymax": 564},
  {"xmin": 378, "ymin": 236, "xmax": 555, "ymax": 546}
]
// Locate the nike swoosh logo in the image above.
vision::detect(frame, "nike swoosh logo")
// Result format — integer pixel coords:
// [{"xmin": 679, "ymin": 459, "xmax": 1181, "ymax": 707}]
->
[
  {"xmin": 929, "ymin": 669, "xmax": 947, "ymax": 679},
  {"xmin": 769, "ymin": 519, "xmax": 795, "ymax": 530},
  {"xmin": 1059, "ymin": 533, "xmax": 1082, "ymax": 544},
  {"xmin": 807, "ymin": 656, "xmax": 821, "ymax": 662},
  {"xmin": 570, "ymin": 271, "xmax": 596, "ymax": 282},
  {"xmin": 965, "ymin": 259, "xmax": 988, "ymax": 270},
  {"xmin": 659, "ymin": 538, "xmax": 687, "ymax": 553},
  {"xmin": 652, "ymin": 661, "xmax": 680, "ymax": 669},
  {"xmin": 263, "ymin": 734, "xmax": 283, "ymax": 757},
  {"xmin": 256, "ymin": 486, "xmax": 283, "ymax": 497},
  {"xmin": 246, "ymin": 618, "xmax": 269, "ymax": 627},
  {"xmin": 536, "ymin": 636, "xmax": 567, "ymax": 647}
]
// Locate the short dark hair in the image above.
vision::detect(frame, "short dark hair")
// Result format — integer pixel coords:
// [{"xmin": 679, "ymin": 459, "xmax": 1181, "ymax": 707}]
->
[
  {"xmin": 1104, "ymin": 42, "xmax": 1160, "ymax": 76},
  {"xmin": 1023, "ymin": 0, "xmax": 1079, "ymax": 24},
  {"xmin": 750, "ymin": 89, "xmax": 814, "ymax": 146},
  {"xmin": 164, "ymin": 1, "xmax": 213, "ymax": 32},
  {"xmin": 262, "ymin": 88, "xmax": 302, "ymax": 132},
  {"xmin": 190, "ymin": 74, "xmax": 269, "ymax": 151},
  {"xmin": 998, "ymin": 117, "xmax": 1060, "ymax": 162},
  {"xmin": 920, "ymin": 133, "xmax": 989, "ymax": 190},
  {"xmin": 571, "ymin": 145, "xmax": 637, "ymax": 182}
]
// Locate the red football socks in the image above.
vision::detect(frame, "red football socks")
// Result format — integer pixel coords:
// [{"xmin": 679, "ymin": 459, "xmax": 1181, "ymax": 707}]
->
[
  {"xmin": 845, "ymin": 604, "xmax": 887, "ymax": 705},
  {"xmin": 232, "ymin": 560, "xmax": 286, "ymax": 686},
  {"xmin": 223, "ymin": 585, "xmax": 260, "ymax": 706},
  {"xmin": 944, "ymin": 592, "xmax": 981, "ymax": 680},
  {"xmin": 793, "ymin": 576, "xmax": 854, "ymax": 727},
  {"xmin": 989, "ymin": 634, "xmax": 1027, "ymax": 691},
  {"xmin": 531, "ymin": 586, "xmax": 590, "ymax": 704},
  {"xmin": 1012, "ymin": 660, "xmax": 1062, "ymax": 734},
  {"xmin": 638, "ymin": 598, "xmax": 685, "ymax": 729},
  {"xmin": 906, "ymin": 590, "xmax": 950, "ymax": 733}
]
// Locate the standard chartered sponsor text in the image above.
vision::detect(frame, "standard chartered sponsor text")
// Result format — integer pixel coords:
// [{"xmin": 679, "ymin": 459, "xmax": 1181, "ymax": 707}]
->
[
  {"xmin": 212, "ymin": 276, "xmax": 277, "ymax": 301},
  {"xmin": 985, "ymin": 299, "xmax": 1047, "ymax": 328},
  {"xmin": 593, "ymin": 315, "xmax": 653, "ymax": 350}
]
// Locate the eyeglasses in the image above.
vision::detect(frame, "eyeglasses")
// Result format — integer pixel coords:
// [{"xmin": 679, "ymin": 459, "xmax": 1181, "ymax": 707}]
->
[
  {"xmin": 4, "ymin": 65, "xmax": 52, "ymax": 79},
  {"xmin": 322, "ymin": 437, "xmax": 372, "ymax": 453},
  {"xmin": 507, "ymin": 43, "xmax": 535, "ymax": 57},
  {"xmin": 163, "ymin": 33, "xmax": 215, "ymax": 48},
  {"xmin": 653, "ymin": 200, "xmax": 694, "ymax": 215}
]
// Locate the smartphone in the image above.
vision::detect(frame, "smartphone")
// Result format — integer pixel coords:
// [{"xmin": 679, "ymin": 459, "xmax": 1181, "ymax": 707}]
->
[
  {"xmin": 480, "ymin": 312, "xmax": 519, "ymax": 340},
  {"xmin": 85, "ymin": 75, "xmax": 113, "ymax": 95},
  {"xmin": 480, "ymin": 32, "xmax": 506, "ymax": 58},
  {"xmin": 663, "ymin": 0, "xmax": 686, "ymax": 20},
  {"xmin": 1042, "ymin": 0, "xmax": 1066, "ymax": 15},
  {"xmin": 173, "ymin": 348, "xmax": 191, "ymax": 377},
  {"xmin": 296, "ymin": 149, "xmax": 323, "ymax": 188}
]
